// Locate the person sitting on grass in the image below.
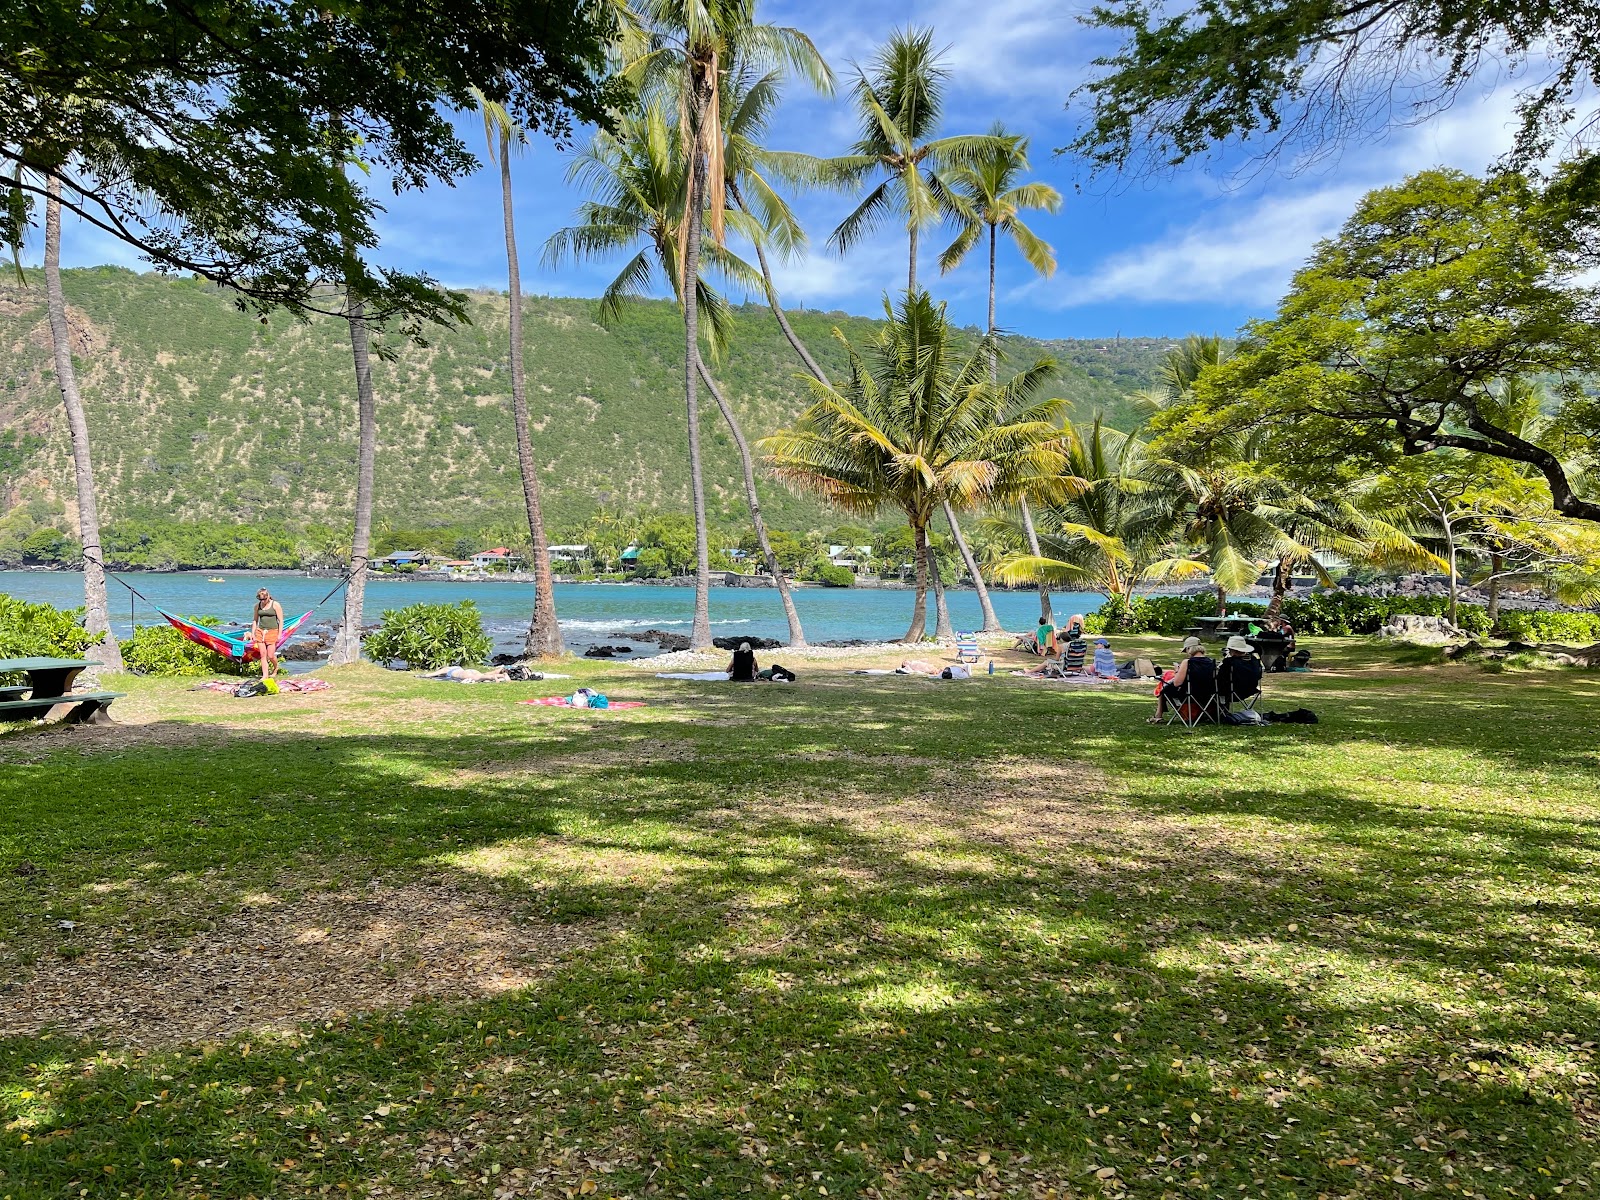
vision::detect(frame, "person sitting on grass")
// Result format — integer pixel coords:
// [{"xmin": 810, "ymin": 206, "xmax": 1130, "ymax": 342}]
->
[
  {"xmin": 728, "ymin": 641, "xmax": 758, "ymax": 682},
  {"xmin": 1150, "ymin": 636, "xmax": 1216, "ymax": 724},
  {"xmin": 1218, "ymin": 635, "xmax": 1264, "ymax": 708},
  {"xmin": 1091, "ymin": 636, "xmax": 1118, "ymax": 677}
]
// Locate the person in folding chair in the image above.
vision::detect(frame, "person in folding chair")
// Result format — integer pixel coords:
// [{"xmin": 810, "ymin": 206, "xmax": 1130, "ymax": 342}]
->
[
  {"xmin": 1217, "ymin": 635, "xmax": 1264, "ymax": 717},
  {"xmin": 1150, "ymin": 636, "xmax": 1219, "ymax": 726}
]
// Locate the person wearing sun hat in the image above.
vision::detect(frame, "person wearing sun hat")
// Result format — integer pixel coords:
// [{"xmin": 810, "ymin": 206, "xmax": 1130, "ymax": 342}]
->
[
  {"xmin": 1218, "ymin": 634, "xmax": 1263, "ymax": 709},
  {"xmin": 1091, "ymin": 635, "xmax": 1118, "ymax": 677},
  {"xmin": 1151, "ymin": 633, "xmax": 1216, "ymax": 723}
]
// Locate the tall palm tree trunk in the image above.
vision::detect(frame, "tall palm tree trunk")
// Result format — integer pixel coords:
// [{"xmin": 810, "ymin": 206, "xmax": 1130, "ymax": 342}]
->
[
  {"xmin": 930, "ymin": 542, "xmax": 955, "ymax": 640},
  {"xmin": 908, "ymin": 223, "xmax": 918, "ymax": 294},
  {"xmin": 44, "ymin": 177, "xmax": 121, "ymax": 671},
  {"xmin": 1265, "ymin": 554, "xmax": 1293, "ymax": 620},
  {"xmin": 697, "ymin": 357, "xmax": 806, "ymax": 646},
  {"xmin": 943, "ymin": 500, "xmax": 1002, "ymax": 632},
  {"xmin": 731, "ymin": 185, "xmax": 828, "ymax": 384},
  {"xmin": 905, "ymin": 521, "xmax": 931, "ymax": 642},
  {"xmin": 985, "ymin": 222, "xmax": 1052, "ymax": 625},
  {"xmin": 682, "ymin": 118, "xmax": 714, "ymax": 650},
  {"xmin": 1019, "ymin": 498, "xmax": 1053, "ymax": 622},
  {"xmin": 497, "ymin": 130, "xmax": 564, "ymax": 658},
  {"xmin": 329, "ymin": 292, "xmax": 376, "ymax": 666}
]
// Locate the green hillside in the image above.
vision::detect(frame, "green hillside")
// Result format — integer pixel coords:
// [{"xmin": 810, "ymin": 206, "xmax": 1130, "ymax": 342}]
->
[{"xmin": 0, "ymin": 267, "xmax": 1171, "ymax": 556}]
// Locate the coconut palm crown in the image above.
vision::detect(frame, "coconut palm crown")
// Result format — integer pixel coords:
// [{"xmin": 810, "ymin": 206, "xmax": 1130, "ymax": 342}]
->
[{"xmin": 760, "ymin": 290, "xmax": 1066, "ymax": 642}]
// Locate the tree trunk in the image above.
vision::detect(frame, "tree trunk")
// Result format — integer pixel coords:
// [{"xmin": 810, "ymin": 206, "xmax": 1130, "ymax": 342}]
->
[
  {"xmin": 904, "ymin": 521, "xmax": 930, "ymax": 642},
  {"xmin": 44, "ymin": 178, "xmax": 122, "ymax": 672},
  {"xmin": 987, "ymin": 224, "xmax": 998, "ymax": 348},
  {"xmin": 930, "ymin": 542, "xmax": 955, "ymax": 640},
  {"xmin": 697, "ymin": 357, "xmax": 806, "ymax": 646},
  {"xmin": 499, "ymin": 131, "xmax": 564, "ymax": 659},
  {"xmin": 943, "ymin": 499, "xmax": 1001, "ymax": 632},
  {"xmin": 1487, "ymin": 551, "xmax": 1503, "ymax": 629},
  {"xmin": 682, "ymin": 99, "xmax": 714, "ymax": 650},
  {"xmin": 1264, "ymin": 555, "xmax": 1293, "ymax": 620},
  {"xmin": 1215, "ymin": 583, "xmax": 1228, "ymax": 617},
  {"xmin": 1019, "ymin": 497, "xmax": 1053, "ymax": 623},
  {"xmin": 1444, "ymin": 518, "xmax": 1459, "ymax": 628},
  {"xmin": 908, "ymin": 222, "xmax": 918, "ymax": 295},
  {"xmin": 731, "ymin": 184, "xmax": 828, "ymax": 385},
  {"xmin": 328, "ymin": 290, "xmax": 376, "ymax": 666}
]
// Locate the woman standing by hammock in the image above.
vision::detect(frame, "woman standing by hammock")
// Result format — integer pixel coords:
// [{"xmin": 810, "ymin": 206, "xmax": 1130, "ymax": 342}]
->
[{"xmin": 251, "ymin": 588, "xmax": 284, "ymax": 679}]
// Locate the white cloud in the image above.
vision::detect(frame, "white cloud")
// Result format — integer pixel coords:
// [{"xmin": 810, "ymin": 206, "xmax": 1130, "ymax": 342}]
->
[
  {"xmin": 1047, "ymin": 78, "xmax": 1540, "ymax": 311},
  {"xmin": 1043, "ymin": 184, "xmax": 1363, "ymax": 308}
]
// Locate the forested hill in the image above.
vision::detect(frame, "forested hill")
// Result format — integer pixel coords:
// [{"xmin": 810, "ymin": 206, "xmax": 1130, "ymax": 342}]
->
[{"xmin": 0, "ymin": 266, "xmax": 1174, "ymax": 542}]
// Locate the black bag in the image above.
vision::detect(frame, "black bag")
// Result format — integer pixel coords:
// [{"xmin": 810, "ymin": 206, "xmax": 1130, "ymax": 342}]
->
[{"xmin": 1264, "ymin": 707, "xmax": 1318, "ymax": 724}]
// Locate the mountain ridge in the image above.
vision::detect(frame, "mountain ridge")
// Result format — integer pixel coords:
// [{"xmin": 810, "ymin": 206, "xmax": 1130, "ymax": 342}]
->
[{"xmin": 0, "ymin": 267, "xmax": 1175, "ymax": 557}]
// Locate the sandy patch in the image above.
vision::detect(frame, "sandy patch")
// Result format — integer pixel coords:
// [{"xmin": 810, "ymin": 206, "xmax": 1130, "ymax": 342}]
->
[{"xmin": 3, "ymin": 880, "xmax": 591, "ymax": 1047}]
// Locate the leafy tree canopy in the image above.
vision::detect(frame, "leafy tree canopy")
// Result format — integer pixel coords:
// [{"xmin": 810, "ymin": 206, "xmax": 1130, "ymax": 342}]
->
[
  {"xmin": 3, "ymin": 0, "xmax": 623, "ymax": 333},
  {"xmin": 1157, "ymin": 169, "xmax": 1600, "ymax": 525},
  {"xmin": 1069, "ymin": 0, "xmax": 1600, "ymax": 173}
]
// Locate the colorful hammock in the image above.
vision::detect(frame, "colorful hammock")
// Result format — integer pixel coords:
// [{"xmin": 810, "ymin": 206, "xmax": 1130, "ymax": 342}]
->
[{"xmin": 156, "ymin": 608, "xmax": 313, "ymax": 662}]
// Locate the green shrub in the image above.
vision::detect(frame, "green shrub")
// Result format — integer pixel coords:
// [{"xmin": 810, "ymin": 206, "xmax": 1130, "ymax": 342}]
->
[
  {"xmin": 1495, "ymin": 611, "xmax": 1600, "ymax": 644},
  {"xmin": 1088, "ymin": 589, "xmax": 1510, "ymax": 638},
  {"xmin": 123, "ymin": 616, "xmax": 245, "ymax": 677},
  {"xmin": 365, "ymin": 601, "xmax": 492, "ymax": 670},
  {"xmin": 0, "ymin": 595, "xmax": 96, "ymax": 664},
  {"xmin": 813, "ymin": 564, "xmax": 855, "ymax": 588}
]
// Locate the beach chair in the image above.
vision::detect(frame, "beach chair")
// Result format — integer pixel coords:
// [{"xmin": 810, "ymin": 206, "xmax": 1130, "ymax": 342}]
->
[
  {"xmin": 955, "ymin": 633, "xmax": 981, "ymax": 664},
  {"xmin": 1219, "ymin": 655, "xmax": 1264, "ymax": 716},
  {"xmin": 1061, "ymin": 638, "xmax": 1089, "ymax": 674}
]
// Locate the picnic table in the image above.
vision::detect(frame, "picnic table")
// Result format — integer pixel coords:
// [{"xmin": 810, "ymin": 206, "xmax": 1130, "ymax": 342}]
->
[
  {"xmin": 1187, "ymin": 615, "xmax": 1261, "ymax": 641},
  {"xmin": 0, "ymin": 657, "xmax": 124, "ymax": 724}
]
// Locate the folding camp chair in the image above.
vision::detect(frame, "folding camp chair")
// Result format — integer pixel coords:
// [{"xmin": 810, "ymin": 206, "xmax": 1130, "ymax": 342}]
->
[
  {"xmin": 955, "ymin": 633, "xmax": 981, "ymax": 664},
  {"xmin": 1163, "ymin": 686, "xmax": 1223, "ymax": 728}
]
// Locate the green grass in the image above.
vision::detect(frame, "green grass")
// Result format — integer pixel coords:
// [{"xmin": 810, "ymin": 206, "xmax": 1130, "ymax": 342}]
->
[{"xmin": 2, "ymin": 640, "xmax": 1598, "ymax": 1198}]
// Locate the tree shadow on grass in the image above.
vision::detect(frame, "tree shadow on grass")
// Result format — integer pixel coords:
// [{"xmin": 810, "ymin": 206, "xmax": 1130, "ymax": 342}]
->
[{"xmin": 3, "ymin": 692, "xmax": 1599, "ymax": 1196}]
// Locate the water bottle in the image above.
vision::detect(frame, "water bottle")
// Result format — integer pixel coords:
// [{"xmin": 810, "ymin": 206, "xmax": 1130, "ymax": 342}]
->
[{"xmin": 987, "ymin": 658, "xmax": 994, "ymax": 675}]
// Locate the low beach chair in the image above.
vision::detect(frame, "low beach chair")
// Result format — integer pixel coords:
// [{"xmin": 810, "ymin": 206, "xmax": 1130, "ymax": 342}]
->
[
  {"xmin": 1061, "ymin": 638, "xmax": 1089, "ymax": 674},
  {"xmin": 955, "ymin": 633, "xmax": 981, "ymax": 664}
]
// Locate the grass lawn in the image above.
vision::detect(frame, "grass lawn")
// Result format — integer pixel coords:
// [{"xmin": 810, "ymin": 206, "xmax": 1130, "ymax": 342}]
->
[{"xmin": 2, "ymin": 639, "xmax": 1598, "ymax": 1199}]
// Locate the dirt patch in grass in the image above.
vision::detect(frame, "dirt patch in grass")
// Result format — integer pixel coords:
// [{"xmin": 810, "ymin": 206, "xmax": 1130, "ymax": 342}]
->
[{"xmin": 2, "ymin": 879, "xmax": 592, "ymax": 1047}]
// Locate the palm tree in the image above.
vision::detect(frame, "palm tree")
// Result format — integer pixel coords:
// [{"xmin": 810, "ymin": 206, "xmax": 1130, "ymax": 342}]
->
[
  {"xmin": 939, "ymin": 126, "xmax": 1062, "ymax": 630},
  {"xmin": 719, "ymin": 65, "xmax": 833, "ymax": 383},
  {"xmin": 544, "ymin": 105, "xmax": 809, "ymax": 646},
  {"xmin": 993, "ymin": 418, "xmax": 1160, "ymax": 610},
  {"xmin": 625, "ymin": 0, "xmax": 832, "ymax": 649},
  {"xmin": 824, "ymin": 27, "xmax": 1012, "ymax": 293},
  {"xmin": 475, "ymin": 91, "xmax": 564, "ymax": 658},
  {"xmin": 42, "ymin": 175, "xmax": 122, "ymax": 671},
  {"xmin": 1144, "ymin": 433, "xmax": 1433, "ymax": 617},
  {"xmin": 761, "ymin": 291, "xmax": 1064, "ymax": 642}
]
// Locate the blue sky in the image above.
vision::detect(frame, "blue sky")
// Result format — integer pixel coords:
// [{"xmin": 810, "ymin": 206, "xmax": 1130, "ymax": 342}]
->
[{"xmin": 55, "ymin": 0, "xmax": 1536, "ymax": 340}]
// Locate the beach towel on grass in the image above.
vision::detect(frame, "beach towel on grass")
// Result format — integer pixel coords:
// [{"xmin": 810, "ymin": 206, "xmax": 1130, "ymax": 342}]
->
[
  {"xmin": 654, "ymin": 672, "xmax": 731, "ymax": 681},
  {"xmin": 191, "ymin": 677, "xmax": 331, "ymax": 695},
  {"xmin": 520, "ymin": 697, "xmax": 647, "ymax": 709}
]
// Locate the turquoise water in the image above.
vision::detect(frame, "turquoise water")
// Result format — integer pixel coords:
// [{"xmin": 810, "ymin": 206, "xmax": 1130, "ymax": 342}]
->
[{"xmin": 2, "ymin": 570, "xmax": 1108, "ymax": 658}]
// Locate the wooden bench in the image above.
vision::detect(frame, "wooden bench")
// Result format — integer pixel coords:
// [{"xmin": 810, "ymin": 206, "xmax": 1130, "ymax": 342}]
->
[{"xmin": 0, "ymin": 691, "xmax": 125, "ymax": 725}]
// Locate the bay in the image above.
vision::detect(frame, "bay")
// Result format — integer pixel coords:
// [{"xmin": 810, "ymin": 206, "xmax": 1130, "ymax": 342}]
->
[{"xmin": 1, "ymin": 570, "xmax": 1109, "ymax": 659}]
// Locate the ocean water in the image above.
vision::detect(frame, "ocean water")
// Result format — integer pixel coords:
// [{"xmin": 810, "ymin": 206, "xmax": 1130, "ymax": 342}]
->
[{"xmin": 1, "ymin": 570, "xmax": 1110, "ymax": 659}]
